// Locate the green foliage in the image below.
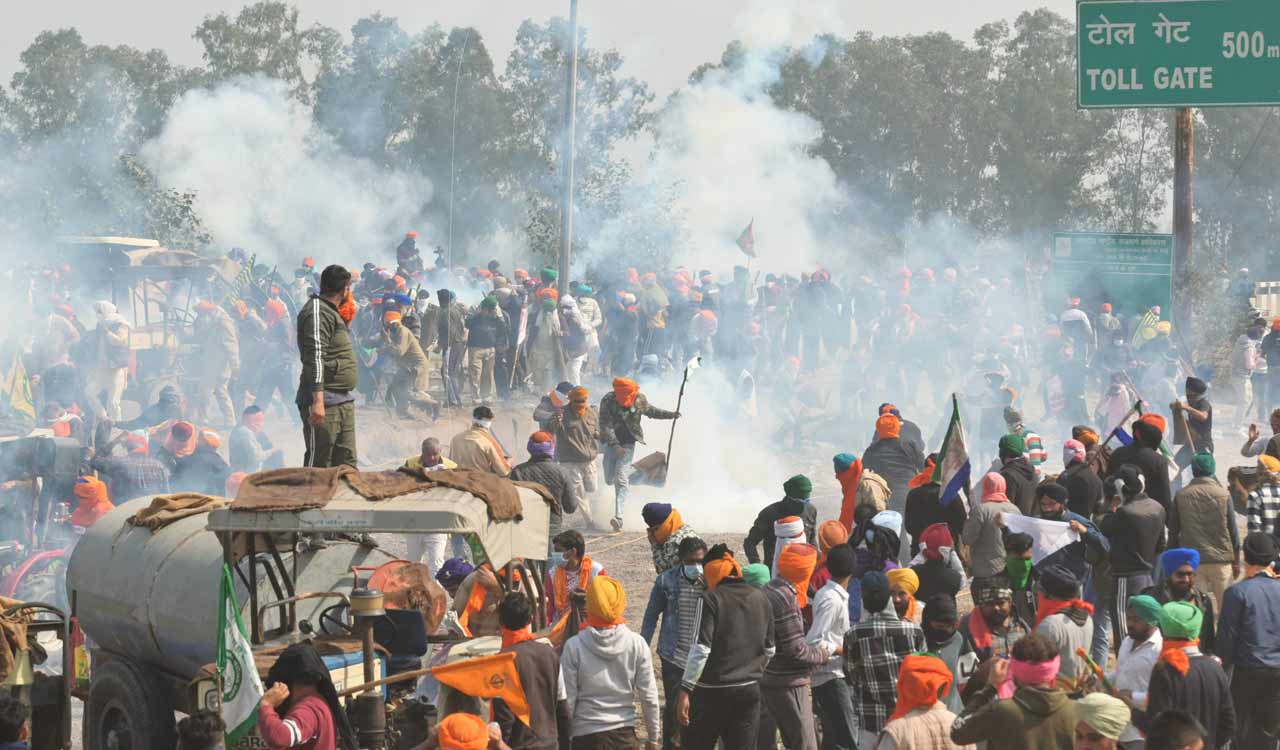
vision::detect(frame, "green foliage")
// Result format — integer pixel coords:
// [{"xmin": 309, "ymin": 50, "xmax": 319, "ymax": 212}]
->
[{"xmin": 195, "ymin": 1, "xmax": 339, "ymax": 103}]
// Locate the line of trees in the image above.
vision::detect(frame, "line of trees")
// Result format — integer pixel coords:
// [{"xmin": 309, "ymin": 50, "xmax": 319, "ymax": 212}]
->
[{"xmin": 0, "ymin": 2, "xmax": 1275, "ymax": 278}]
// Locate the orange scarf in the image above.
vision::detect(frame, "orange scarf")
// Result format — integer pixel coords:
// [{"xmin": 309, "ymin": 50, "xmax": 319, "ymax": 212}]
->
[
  {"xmin": 1160, "ymin": 638, "xmax": 1198, "ymax": 676},
  {"xmin": 652, "ymin": 509, "xmax": 683, "ymax": 544},
  {"xmin": 613, "ymin": 378, "xmax": 639, "ymax": 408},
  {"xmin": 553, "ymin": 556, "xmax": 594, "ymax": 615},
  {"xmin": 501, "ymin": 627, "xmax": 537, "ymax": 649},
  {"xmin": 1035, "ymin": 596, "xmax": 1094, "ymax": 626},
  {"xmin": 836, "ymin": 460, "xmax": 863, "ymax": 532},
  {"xmin": 908, "ymin": 457, "xmax": 937, "ymax": 489}
]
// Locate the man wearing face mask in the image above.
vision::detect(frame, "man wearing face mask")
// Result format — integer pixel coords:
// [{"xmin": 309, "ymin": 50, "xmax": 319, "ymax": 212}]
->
[
  {"xmin": 449, "ymin": 405, "xmax": 511, "ymax": 477},
  {"xmin": 641, "ymin": 536, "xmax": 706, "ymax": 750},
  {"xmin": 296, "ymin": 264, "xmax": 359, "ymax": 469},
  {"xmin": 1003, "ymin": 533, "xmax": 1039, "ymax": 628},
  {"xmin": 548, "ymin": 530, "xmax": 606, "ymax": 625},
  {"xmin": 921, "ymin": 592, "xmax": 978, "ymax": 716}
]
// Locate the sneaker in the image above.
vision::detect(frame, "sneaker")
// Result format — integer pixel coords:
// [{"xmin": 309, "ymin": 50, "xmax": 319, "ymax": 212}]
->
[{"xmin": 610, "ymin": 517, "xmax": 623, "ymax": 532}]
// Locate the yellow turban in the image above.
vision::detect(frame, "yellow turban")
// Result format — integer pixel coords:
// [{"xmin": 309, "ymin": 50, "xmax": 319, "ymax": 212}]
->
[
  {"xmin": 887, "ymin": 568, "xmax": 921, "ymax": 620},
  {"xmin": 586, "ymin": 575, "xmax": 626, "ymax": 628}
]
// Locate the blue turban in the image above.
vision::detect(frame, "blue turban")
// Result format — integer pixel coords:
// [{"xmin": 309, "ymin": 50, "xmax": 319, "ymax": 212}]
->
[
  {"xmin": 833, "ymin": 453, "xmax": 858, "ymax": 473},
  {"xmin": 387, "ymin": 292, "xmax": 413, "ymax": 307},
  {"xmin": 642, "ymin": 503, "xmax": 673, "ymax": 528},
  {"xmin": 1161, "ymin": 548, "xmax": 1200, "ymax": 574}
]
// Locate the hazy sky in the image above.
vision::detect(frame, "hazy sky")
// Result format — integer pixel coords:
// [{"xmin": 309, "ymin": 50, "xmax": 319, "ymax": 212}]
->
[{"xmin": 2, "ymin": 1, "xmax": 1077, "ymax": 94}]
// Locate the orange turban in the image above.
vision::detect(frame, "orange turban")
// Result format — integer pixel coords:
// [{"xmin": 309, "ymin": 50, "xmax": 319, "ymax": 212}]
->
[
  {"xmin": 568, "ymin": 386, "xmax": 589, "ymax": 416},
  {"xmin": 1138, "ymin": 413, "xmax": 1166, "ymax": 435},
  {"xmin": 264, "ymin": 298, "xmax": 287, "ymax": 326},
  {"xmin": 1074, "ymin": 426, "xmax": 1100, "ymax": 448},
  {"xmin": 436, "ymin": 712, "xmax": 489, "ymax": 750},
  {"xmin": 194, "ymin": 300, "xmax": 217, "ymax": 314},
  {"xmin": 71, "ymin": 476, "xmax": 114, "ymax": 527},
  {"xmin": 818, "ymin": 520, "xmax": 848, "ymax": 558},
  {"xmin": 705, "ymin": 553, "xmax": 743, "ymax": 590},
  {"xmin": 536, "ymin": 287, "xmax": 560, "ymax": 301},
  {"xmin": 383, "ymin": 310, "xmax": 402, "ymax": 324},
  {"xmin": 200, "ymin": 430, "xmax": 221, "ymax": 450},
  {"xmin": 888, "ymin": 654, "xmax": 953, "ymax": 722},
  {"xmin": 612, "ymin": 378, "xmax": 639, "ymax": 408},
  {"xmin": 777, "ymin": 543, "xmax": 818, "ymax": 608},
  {"xmin": 165, "ymin": 422, "xmax": 197, "ymax": 458},
  {"xmin": 876, "ymin": 414, "xmax": 902, "ymax": 439}
]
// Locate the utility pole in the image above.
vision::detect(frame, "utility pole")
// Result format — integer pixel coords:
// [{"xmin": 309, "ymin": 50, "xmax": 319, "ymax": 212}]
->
[
  {"xmin": 1172, "ymin": 107, "xmax": 1194, "ymax": 339},
  {"xmin": 557, "ymin": 0, "xmax": 579, "ymax": 294}
]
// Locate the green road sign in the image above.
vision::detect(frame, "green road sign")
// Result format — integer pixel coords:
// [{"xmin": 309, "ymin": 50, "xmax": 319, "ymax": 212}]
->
[
  {"xmin": 1047, "ymin": 232, "xmax": 1173, "ymax": 316},
  {"xmin": 1078, "ymin": 0, "xmax": 1280, "ymax": 107}
]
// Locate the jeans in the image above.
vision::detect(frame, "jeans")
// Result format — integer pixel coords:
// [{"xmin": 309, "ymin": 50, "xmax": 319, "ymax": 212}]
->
[
  {"xmin": 603, "ymin": 444, "xmax": 636, "ymax": 522},
  {"xmin": 811, "ymin": 679, "xmax": 856, "ymax": 750},
  {"xmin": 1085, "ymin": 573, "xmax": 1111, "ymax": 666},
  {"xmin": 660, "ymin": 659, "xmax": 683, "ymax": 750},
  {"xmin": 682, "ymin": 684, "xmax": 761, "ymax": 750},
  {"xmin": 1254, "ymin": 371, "xmax": 1271, "ymax": 422}
]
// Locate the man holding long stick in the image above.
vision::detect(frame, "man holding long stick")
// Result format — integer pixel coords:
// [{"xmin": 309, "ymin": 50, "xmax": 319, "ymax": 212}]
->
[
  {"xmin": 599, "ymin": 378, "xmax": 680, "ymax": 531},
  {"xmin": 1171, "ymin": 376, "xmax": 1213, "ymax": 491}
]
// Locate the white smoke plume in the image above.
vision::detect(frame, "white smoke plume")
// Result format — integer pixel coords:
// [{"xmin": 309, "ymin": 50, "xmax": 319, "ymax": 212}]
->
[
  {"xmin": 140, "ymin": 76, "xmax": 432, "ymax": 269},
  {"xmin": 585, "ymin": 0, "xmax": 849, "ymax": 278}
]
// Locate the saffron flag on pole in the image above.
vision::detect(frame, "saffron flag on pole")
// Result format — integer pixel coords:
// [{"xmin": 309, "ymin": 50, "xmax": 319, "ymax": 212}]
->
[
  {"xmin": 217, "ymin": 564, "xmax": 263, "ymax": 745},
  {"xmin": 432, "ymin": 651, "xmax": 531, "ymax": 725},
  {"xmin": 736, "ymin": 220, "xmax": 756, "ymax": 257},
  {"xmin": 931, "ymin": 395, "xmax": 970, "ymax": 506}
]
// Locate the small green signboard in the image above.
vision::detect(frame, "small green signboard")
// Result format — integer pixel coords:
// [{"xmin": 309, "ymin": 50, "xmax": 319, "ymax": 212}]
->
[
  {"xmin": 1078, "ymin": 0, "xmax": 1280, "ymax": 107},
  {"xmin": 1048, "ymin": 232, "xmax": 1173, "ymax": 316}
]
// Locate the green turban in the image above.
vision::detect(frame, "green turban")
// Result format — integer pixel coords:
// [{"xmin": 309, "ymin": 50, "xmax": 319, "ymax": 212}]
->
[
  {"xmin": 481, "ymin": 295, "xmax": 498, "ymax": 309},
  {"xmin": 1127, "ymin": 594, "xmax": 1162, "ymax": 626},
  {"xmin": 1191, "ymin": 451, "xmax": 1216, "ymax": 477},
  {"xmin": 998, "ymin": 433, "xmax": 1026, "ymax": 457},
  {"xmin": 540, "ymin": 266, "xmax": 558, "ymax": 282},
  {"xmin": 541, "ymin": 298, "xmax": 557, "ymax": 312},
  {"xmin": 1159, "ymin": 600, "xmax": 1203, "ymax": 640},
  {"xmin": 742, "ymin": 563, "xmax": 771, "ymax": 588},
  {"xmin": 1076, "ymin": 692, "xmax": 1131, "ymax": 740},
  {"xmin": 783, "ymin": 474, "xmax": 813, "ymax": 499}
]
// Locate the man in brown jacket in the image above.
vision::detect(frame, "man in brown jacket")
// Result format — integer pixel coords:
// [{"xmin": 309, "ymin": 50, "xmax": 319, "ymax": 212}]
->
[
  {"xmin": 553, "ymin": 386, "xmax": 599, "ymax": 527},
  {"xmin": 1169, "ymin": 452, "xmax": 1241, "ymax": 615}
]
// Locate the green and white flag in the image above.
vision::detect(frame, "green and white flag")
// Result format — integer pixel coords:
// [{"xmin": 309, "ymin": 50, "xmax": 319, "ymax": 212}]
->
[{"xmin": 217, "ymin": 564, "xmax": 263, "ymax": 745}]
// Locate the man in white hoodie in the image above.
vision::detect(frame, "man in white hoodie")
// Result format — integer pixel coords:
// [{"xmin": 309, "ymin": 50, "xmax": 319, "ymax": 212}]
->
[{"xmin": 561, "ymin": 575, "xmax": 660, "ymax": 750}]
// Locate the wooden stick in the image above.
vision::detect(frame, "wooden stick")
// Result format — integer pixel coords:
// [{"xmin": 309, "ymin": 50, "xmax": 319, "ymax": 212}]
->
[{"xmin": 336, "ymin": 664, "xmax": 435, "ymax": 698}]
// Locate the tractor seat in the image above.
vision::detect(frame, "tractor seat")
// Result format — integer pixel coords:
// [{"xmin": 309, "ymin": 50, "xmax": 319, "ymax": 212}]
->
[{"xmin": 372, "ymin": 608, "xmax": 429, "ymax": 675}]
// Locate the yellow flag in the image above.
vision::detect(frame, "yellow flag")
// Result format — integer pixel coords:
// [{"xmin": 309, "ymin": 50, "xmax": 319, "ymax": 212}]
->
[
  {"xmin": 1, "ymin": 354, "xmax": 35, "ymax": 421},
  {"xmin": 432, "ymin": 651, "xmax": 530, "ymax": 726}
]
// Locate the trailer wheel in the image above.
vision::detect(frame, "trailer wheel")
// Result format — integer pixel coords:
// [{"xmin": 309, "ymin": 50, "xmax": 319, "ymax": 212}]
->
[{"xmin": 83, "ymin": 659, "xmax": 176, "ymax": 750}]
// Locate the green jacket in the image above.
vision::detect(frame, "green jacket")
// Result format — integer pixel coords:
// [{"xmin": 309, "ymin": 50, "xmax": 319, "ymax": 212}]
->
[
  {"xmin": 295, "ymin": 295, "xmax": 358, "ymax": 405},
  {"xmin": 598, "ymin": 392, "xmax": 676, "ymax": 447},
  {"xmin": 950, "ymin": 684, "xmax": 1077, "ymax": 750}
]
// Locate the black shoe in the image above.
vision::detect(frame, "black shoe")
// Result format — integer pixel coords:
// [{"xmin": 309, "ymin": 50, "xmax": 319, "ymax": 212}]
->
[{"xmin": 610, "ymin": 517, "xmax": 623, "ymax": 532}]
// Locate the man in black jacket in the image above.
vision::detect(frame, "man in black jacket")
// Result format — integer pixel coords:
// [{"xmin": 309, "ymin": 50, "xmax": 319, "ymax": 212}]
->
[
  {"xmin": 1109, "ymin": 414, "xmax": 1173, "ymax": 512},
  {"xmin": 509, "ymin": 431, "xmax": 577, "ymax": 550},
  {"xmin": 997, "ymin": 433, "xmax": 1037, "ymax": 516},
  {"xmin": 862, "ymin": 414, "xmax": 924, "ymax": 514},
  {"xmin": 1060, "ymin": 439, "xmax": 1103, "ymax": 517},
  {"xmin": 1098, "ymin": 464, "xmax": 1167, "ymax": 647},
  {"xmin": 744, "ymin": 475, "xmax": 818, "ymax": 566},
  {"xmin": 464, "ymin": 296, "xmax": 509, "ymax": 404},
  {"xmin": 677, "ymin": 554, "xmax": 776, "ymax": 750},
  {"xmin": 904, "ymin": 453, "xmax": 967, "ymax": 558}
]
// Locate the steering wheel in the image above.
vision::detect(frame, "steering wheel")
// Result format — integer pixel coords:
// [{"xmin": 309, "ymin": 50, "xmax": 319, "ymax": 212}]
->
[{"xmin": 317, "ymin": 603, "xmax": 354, "ymax": 636}]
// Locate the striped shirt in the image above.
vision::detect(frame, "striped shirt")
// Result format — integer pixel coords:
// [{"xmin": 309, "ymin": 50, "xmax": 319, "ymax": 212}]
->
[{"xmin": 1247, "ymin": 482, "xmax": 1280, "ymax": 538}]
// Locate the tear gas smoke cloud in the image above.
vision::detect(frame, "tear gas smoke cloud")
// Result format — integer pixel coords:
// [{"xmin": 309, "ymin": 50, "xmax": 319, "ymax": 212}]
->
[
  {"xmin": 580, "ymin": 0, "xmax": 850, "ymax": 279},
  {"xmin": 139, "ymin": 76, "xmax": 432, "ymax": 270}
]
